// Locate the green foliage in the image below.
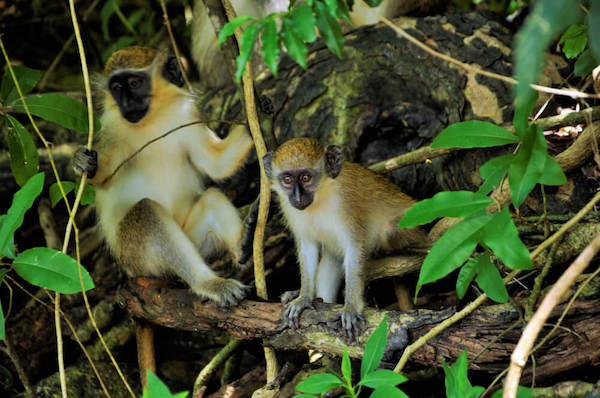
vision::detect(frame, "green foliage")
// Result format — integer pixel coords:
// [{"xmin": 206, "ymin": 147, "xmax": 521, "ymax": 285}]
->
[
  {"xmin": 49, "ymin": 181, "xmax": 95, "ymax": 208},
  {"xmin": 0, "ymin": 65, "xmax": 41, "ymax": 104},
  {"xmin": 559, "ymin": 24, "xmax": 588, "ymax": 59},
  {"xmin": 296, "ymin": 317, "xmax": 408, "ymax": 398},
  {"xmin": 431, "ymin": 121, "xmax": 519, "ymax": 149},
  {"xmin": 142, "ymin": 370, "xmax": 188, "ymax": 398},
  {"xmin": 589, "ymin": 1, "xmax": 600, "ymax": 62},
  {"xmin": 442, "ymin": 352, "xmax": 484, "ymax": 398},
  {"xmin": 507, "ymin": 125, "xmax": 547, "ymax": 207},
  {"xmin": 477, "ymin": 154, "xmax": 513, "ymax": 195},
  {"xmin": 5, "ymin": 115, "xmax": 39, "ymax": 187},
  {"xmin": 13, "ymin": 247, "xmax": 95, "ymax": 294},
  {"xmin": 491, "ymin": 386, "xmax": 533, "ymax": 398},
  {"xmin": 0, "ymin": 172, "xmax": 45, "ymax": 260}
]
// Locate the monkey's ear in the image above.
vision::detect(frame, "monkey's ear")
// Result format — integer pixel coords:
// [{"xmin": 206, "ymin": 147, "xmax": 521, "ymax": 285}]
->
[
  {"xmin": 325, "ymin": 145, "xmax": 343, "ymax": 178},
  {"xmin": 263, "ymin": 153, "xmax": 274, "ymax": 179},
  {"xmin": 162, "ymin": 56, "xmax": 185, "ymax": 88}
]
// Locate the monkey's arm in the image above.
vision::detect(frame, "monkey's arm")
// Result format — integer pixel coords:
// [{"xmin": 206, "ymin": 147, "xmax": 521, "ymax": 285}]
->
[{"xmin": 190, "ymin": 125, "xmax": 253, "ymax": 181}]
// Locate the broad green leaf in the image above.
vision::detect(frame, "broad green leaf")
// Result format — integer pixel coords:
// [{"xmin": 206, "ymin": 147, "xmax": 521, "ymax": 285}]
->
[
  {"xmin": 49, "ymin": 181, "xmax": 76, "ymax": 207},
  {"xmin": 443, "ymin": 351, "xmax": 481, "ymax": 398},
  {"xmin": 574, "ymin": 49, "xmax": 600, "ymax": 77},
  {"xmin": 12, "ymin": 94, "xmax": 101, "ymax": 133},
  {"xmin": 431, "ymin": 121, "xmax": 519, "ymax": 149},
  {"xmin": 481, "ymin": 208, "xmax": 532, "ymax": 270},
  {"xmin": 559, "ymin": 25, "xmax": 588, "ymax": 59},
  {"xmin": 336, "ymin": 0, "xmax": 351, "ymax": 22},
  {"xmin": 0, "ymin": 172, "xmax": 44, "ymax": 260},
  {"xmin": 296, "ymin": 373, "xmax": 345, "ymax": 394},
  {"xmin": 261, "ymin": 19, "xmax": 280, "ymax": 76},
  {"xmin": 341, "ymin": 348, "xmax": 352, "ymax": 384},
  {"xmin": 589, "ymin": 1, "xmax": 600, "ymax": 62},
  {"xmin": 491, "ymin": 386, "xmax": 533, "ymax": 398},
  {"xmin": 324, "ymin": 0, "xmax": 339, "ymax": 19},
  {"xmin": 291, "ymin": 5, "xmax": 317, "ymax": 42},
  {"xmin": 218, "ymin": 16, "xmax": 256, "ymax": 45},
  {"xmin": 369, "ymin": 386, "xmax": 409, "ymax": 398},
  {"xmin": 358, "ymin": 369, "xmax": 407, "ymax": 389},
  {"xmin": 5, "ymin": 115, "xmax": 39, "ymax": 187},
  {"xmin": 315, "ymin": 1, "xmax": 344, "ymax": 58},
  {"xmin": 508, "ymin": 125, "xmax": 546, "ymax": 207},
  {"xmin": 0, "ymin": 298, "xmax": 4, "ymax": 340},
  {"xmin": 513, "ymin": 0, "xmax": 576, "ymax": 135},
  {"xmin": 294, "ymin": 395, "xmax": 318, "ymax": 398},
  {"xmin": 13, "ymin": 247, "xmax": 94, "ymax": 294},
  {"xmin": 418, "ymin": 214, "xmax": 495, "ymax": 287},
  {"xmin": 281, "ymin": 17, "xmax": 308, "ymax": 69},
  {"xmin": 456, "ymin": 253, "xmax": 485, "ymax": 299},
  {"xmin": 475, "ymin": 255, "xmax": 508, "ymax": 303},
  {"xmin": 362, "ymin": 0, "xmax": 384, "ymax": 6},
  {"xmin": 538, "ymin": 155, "xmax": 566, "ymax": 186},
  {"xmin": 513, "ymin": 91, "xmax": 537, "ymax": 138},
  {"xmin": 361, "ymin": 316, "xmax": 388, "ymax": 379},
  {"xmin": 399, "ymin": 191, "xmax": 492, "ymax": 228},
  {"xmin": 81, "ymin": 183, "xmax": 96, "ymax": 206},
  {"xmin": 1, "ymin": 65, "xmax": 41, "ymax": 104},
  {"xmin": 0, "ymin": 216, "xmax": 15, "ymax": 260},
  {"xmin": 477, "ymin": 154, "xmax": 513, "ymax": 195},
  {"xmin": 143, "ymin": 370, "xmax": 188, "ymax": 398},
  {"xmin": 235, "ymin": 21, "xmax": 262, "ymax": 82}
]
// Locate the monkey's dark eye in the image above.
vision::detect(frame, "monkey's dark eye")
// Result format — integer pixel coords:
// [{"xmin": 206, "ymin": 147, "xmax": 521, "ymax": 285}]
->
[
  {"xmin": 110, "ymin": 82, "xmax": 122, "ymax": 92},
  {"xmin": 128, "ymin": 77, "xmax": 142, "ymax": 88},
  {"xmin": 282, "ymin": 175, "xmax": 293, "ymax": 185},
  {"xmin": 300, "ymin": 174, "xmax": 312, "ymax": 183}
]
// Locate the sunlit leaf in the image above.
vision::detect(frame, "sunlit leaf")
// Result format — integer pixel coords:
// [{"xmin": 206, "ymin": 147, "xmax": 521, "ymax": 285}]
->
[
  {"xmin": 358, "ymin": 369, "xmax": 407, "ymax": 389},
  {"xmin": 477, "ymin": 154, "xmax": 513, "ymax": 195},
  {"xmin": 296, "ymin": 373, "xmax": 345, "ymax": 394},
  {"xmin": 361, "ymin": 316, "xmax": 388, "ymax": 378},
  {"xmin": 143, "ymin": 370, "xmax": 189, "ymax": 398},
  {"xmin": 538, "ymin": 155, "xmax": 566, "ymax": 186},
  {"xmin": 235, "ymin": 21, "xmax": 262, "ymax": 82},
  {"xmin": 281, "ymin": 17, "xmax": 308, "ymax": 69},
  {"xmin": 431, "ymin": 121, "xmax": 519, "ymax": 149},
  {"xmin": 315, "ymin": 1, "xmax": 344, "ymax": 58},
  {"xmin": 12, "ymin": 94, "xmax": 101, "ymax": 133},
  {"xmin": 443, "ymin": 351, "xmax": 484, "ymax": 398},
  {"xmin": 341, "ymin": 348, "xmax": 351, "ymax": 383},
  {"xmin": 399, "ymin": 191, "xmax": 492, "ymax": 228},
  {"xmin": 0, "ymin": 172, "xmax": 44, "ymax": 260},
  {"xmin": 218, "ymin": 16, "xmax": 256, "ymax": 45},
  {"xmin": 369, "ymin": 386, "xmax": 409, "ymax": 398},
  {"xmin": 1, "ymin": 65, "xmax": 41, "ymax": 104},
  {"xmin": 559, "ymin": 24, "xmax": 587, "ymax": 59},
  {"xmin": 481, "ymin": 208, "xmax": 532, "ymax": 270},
  {"xmin": 261, "ymin": 19, "xmax": 280, "ymax": 75},
  {"xmin": 491, "ymin": 386, "xmax": 533, "ymax": 398},
  {"xmin": 13, "ymin": 247, "xmax": 94, "ymax": 294},
  {"xmin": 291, "ymin": 5, "xmax": 317, "ymax": 42},
  {"xmin": 475, "ymin": 255, "xmax": 508, "ymax": 303},
  {"xmin": 508, "ymin": 125, "xmax": 546, "ymax": 207},
  {"xmin": 5, "ymin": 115, "xmax": 39, "ymax": 187}
]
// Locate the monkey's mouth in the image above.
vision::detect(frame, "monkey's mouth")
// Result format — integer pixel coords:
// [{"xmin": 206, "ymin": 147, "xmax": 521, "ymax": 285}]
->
[{"xmin": 124, "ymin": 108, "xmax": 149, "ymax": 123}]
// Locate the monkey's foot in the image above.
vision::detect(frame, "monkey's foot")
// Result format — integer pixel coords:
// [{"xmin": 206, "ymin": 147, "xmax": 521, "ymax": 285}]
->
[
  {"xmin": 199, "ymin": 277, "xmax": 250, "ymax": 307},
  {"xmin": 282, "ymin": 294, "xmax": 313, "ymax": 329},
  {"xmin": 338, "ymin": 307, "xmax": 366, "ymax": 342},
  {"xmin": 73, "ymin": 147, "xmax": 98, "ymax": 178},
  {"xmin": 280, "ymin": 289, "xmax": 300, "ymax": 305}
]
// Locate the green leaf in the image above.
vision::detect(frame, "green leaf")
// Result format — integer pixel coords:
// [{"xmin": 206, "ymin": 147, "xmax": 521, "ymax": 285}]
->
[
  {"xmin": 261, "ymin": 19, "xmax": 280, "ymax": 76},
  {"xmin": 574, "ymin": 49, "xmax": 600, "ymax": 77},
  {"xmin": 431, "ymin": 121, "xmax": 519, "ymax": 149},
  {"xmin": 1, "ymin": 65, "xmax": 41, "ymax": 104},
  {"xmin": 281, "ymin": 17, "xmax": 308, "ymax": 69},
  {"xmin": 12, "ymin": 93, "xmax": 101, "ymax": 133},
  {"xmin": 235, "ymin": 21, "xmax": 262, "ymax": 83},
  {"xmin": 294, "ymin": 395, "xmax": 318, "ymax": 398},
  {"xmin": 49, "ymin": 181, "xmax": 76, "ymax": 208},
  {"xmin": 369, "ymin": 386, "xmax": 409, "ymax": 398},
  {"xmin": 5, "ymin": 115, "xmax": 39, "ymax": 187},
  {"xmin": 362, "ymin": 0, "xmax": 384, "ymax": 6},
  {"xmin": 477, "ymin": 154, "xmax": 513, "ymax": 195},
  {"xmin": 513, "ymin": 0, "xmax": 577, "ymax": 137},
  {"xmin": 417, "ymin": 214, "xmax": 495, "ymax": 287},
  {"xmin": 481, "ymin": 208, "xmax": 532, "ymax": 270},
  {"xmin": 475, "ymin": 255, "xmax": 508, "ymax": 303},
  {"xmin": 296, "ymin": 373, "xmax": 345, "ymax": 394},
  {"xmin": 399, "ymin": 191, "xmax": 493, "ymax": 228},
  {"xmin": 218, "ymin": 16, "xmax": 256, "ymax": 45},
  {"xmin": 361, "ymin": 316, "xmax": 388, "ymax": 378},
  {"xmin": 508, "ymin": 125, "xmax": 547, "ymax": 207},
  {"xmin": 559, "ymin": 25, "xmax": 588, "ymax": 59},
  {"xmin": 143, "ymin": 370, "xmax": 188, "ymax": 398},
  {"xmin": 336, "ymin": 0, "xmax": 352, "ymax": 22},
  {"xmin": 456, "ymin": 254, "xmax": 483, "ymax": 299},
  {"xmin": 101, "ymin": 0, "xmax": 119, "ymax": 40},
  {"xmin": 358, "ymin": 369, "xmax": 407, "ymax": 389},
  {"xmin": 491, "ymin": 386, "xmax": 533, "ymax": 398},
  {"xmin": 589, "ymin": 1, "xmax": 600, "ymax": 62},
  {"xmin": 538, "ymin": 155, "xmax": 566, "ymax": 186},
  {"xmin": 0, "ymin": 172, "xmax": 44, "ymax": 260},
  {"xmin": 13, "ymin": 247, "xmax": 94, "ymax": 294},
  {"xmin": 0, "ymin": 298, "xmax": 5, "ymax": 340},
  {"xmin": 324, "ymin": 0, "xmax": 339, "ymax": 19},
  {"xmin": 342, "ymin": 348, "xmax": 352, "ymax": 384},
  {"xmin": 443, "ymin": 351, "xmax": 484, "ymax": 398},
  {"xmin": 0, "ymin": 216, "xmax": 15, "ymax": 260},
  {"xmin": 315, "ymin": 1, "xmax": 344, "ymax": 58},
  {"xmin": 513, "ymin": 90, "xmax": 537, "ymax": 138},
  {"xmin": 81, "ymin": 183, "xmax": 96, "ymax": 206},
  {"xmin": 291, "ymin": 5, "xmax": 317, "ymax": 42}
]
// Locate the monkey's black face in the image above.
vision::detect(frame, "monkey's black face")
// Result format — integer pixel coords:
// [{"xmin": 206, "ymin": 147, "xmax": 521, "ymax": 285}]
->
[
  {"xmin": 278, "ymin": 168, "xmax": 321, "ymax": 210},
  {"xmin": 108, "ymin": 71, "xmax": 152, "ymax": 123}
]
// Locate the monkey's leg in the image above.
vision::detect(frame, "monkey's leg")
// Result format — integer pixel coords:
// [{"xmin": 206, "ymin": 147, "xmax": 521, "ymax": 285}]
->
[
  {"xmin": 283, "ymin": 239, "xmax": 319, "ymax": 329},
  {"xmin": 117, "ymin": 198, "xmax": 248, "ymax": 306},
  {"xmin": 340, "ymin": 246, "xmax": 367, "ymax": 341},
  {"xmin": 182, "ymin": 188, "xmax": 245, "ymax": 264},
  {"xmin": 315, "ymin": 250, "xmax": 343, "ymax": 303}
]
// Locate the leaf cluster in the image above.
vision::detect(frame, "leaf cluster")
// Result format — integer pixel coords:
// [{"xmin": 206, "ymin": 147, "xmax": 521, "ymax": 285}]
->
[{"xmin": 558, "ymin": 2, "xmax": 600, "ymax": 77}]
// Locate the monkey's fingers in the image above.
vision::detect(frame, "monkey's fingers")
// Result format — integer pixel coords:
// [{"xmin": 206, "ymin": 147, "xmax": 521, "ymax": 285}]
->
[
  {"xmin": 205, "ymin": 278, "xmax": 249, "ymax": 307},
  {"xmin": 280, "ymin": 289, "xmax": 300, "ymax": 305},
  {"xmin": 282, "ymin": 296, "xmax": 313, "ymax": 329},
  {"xmin": 339, "ymin": 309, "xmax": 366, "ymax": 342}
]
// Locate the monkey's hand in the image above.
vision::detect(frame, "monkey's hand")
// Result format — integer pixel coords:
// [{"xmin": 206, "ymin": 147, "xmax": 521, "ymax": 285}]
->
[
  {"xmin": 73, "ymin": 147, "xmax": 98, "ymax": 178},
  {"xmin": 199, "ymin": 277, "xmax": 250, "ymax": 307},
  {"xmin": 280, "ymin": 289, "xmax": 300, "ymax": 305},
  {"xmin": 282, "ymin": 293, "xmax": 313, "ymax": 329},
  {"xmin": 339, "ymin": 306, "xmax": 366, "ymax": 342}
]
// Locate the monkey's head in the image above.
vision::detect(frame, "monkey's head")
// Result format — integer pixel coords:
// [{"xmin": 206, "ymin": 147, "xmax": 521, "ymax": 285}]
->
[
  {"xmin": 263, "ymin": 137, "xmax": 344, "ymax": 210},
  {"xmin": 103, "ymin": 46, "xmax": 185, "ymax": 124}
]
